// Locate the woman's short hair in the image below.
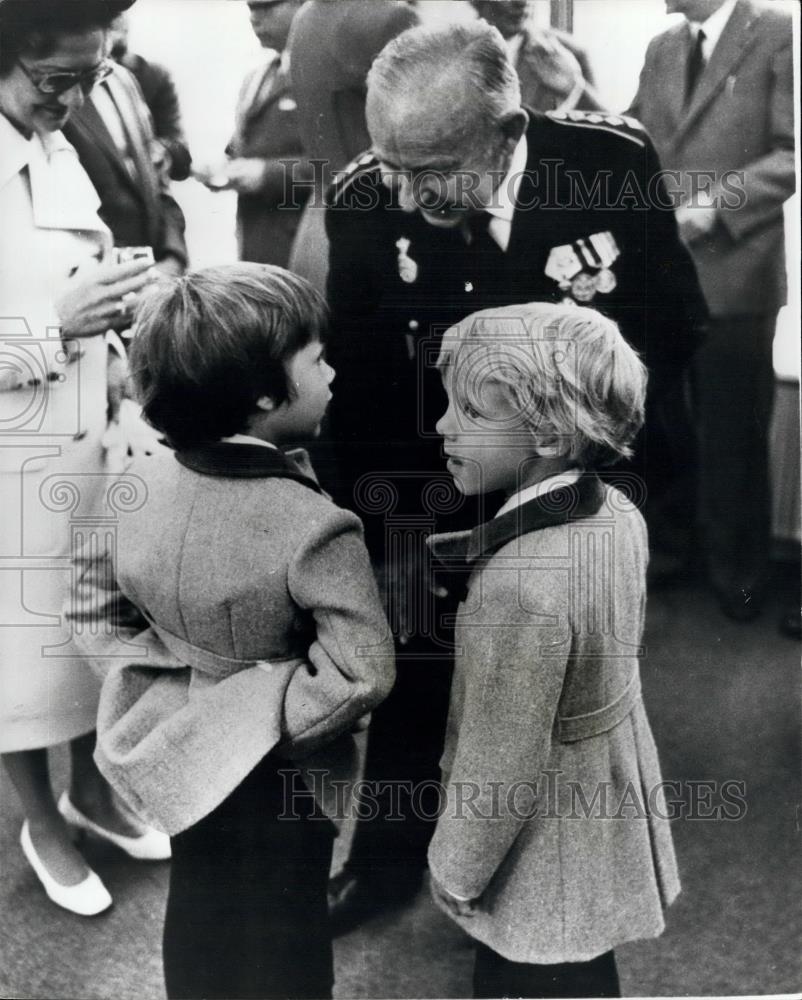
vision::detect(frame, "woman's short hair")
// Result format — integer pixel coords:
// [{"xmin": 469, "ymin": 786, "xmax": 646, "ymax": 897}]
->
[
  {"xmin": 0, "ymin": 0, "xmax": 135, "ymax": 76},
  {"xmin": 437, "ymin": 301, "xmax": 648, "ymax": 468},
  {"xmin": 130, "ymin": 264, "xmax": 328, "ymax": 450}
]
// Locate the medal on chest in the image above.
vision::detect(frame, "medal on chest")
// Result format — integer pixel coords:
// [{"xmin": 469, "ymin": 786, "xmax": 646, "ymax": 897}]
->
[
  {"xmin": 544, "ymin": 231, "xmax": 620, "ymax": 305},
  {"xmin": 395, "ymin": 237, "xmax": 419, "ymax": 284}
]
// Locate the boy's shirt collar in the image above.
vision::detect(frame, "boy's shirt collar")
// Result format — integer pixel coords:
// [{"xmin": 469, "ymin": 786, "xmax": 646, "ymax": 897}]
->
[
  {"xmin": 221, "ymin": 433, "xmax": 278, "ymax": 450},
  {"xmin": 494, "ymin": 468, "xmax": 582, "ymax": 519}
]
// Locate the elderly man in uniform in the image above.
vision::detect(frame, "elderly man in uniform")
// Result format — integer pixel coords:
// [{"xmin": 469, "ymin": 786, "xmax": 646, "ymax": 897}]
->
[{"xmin": 324, "ymin": 19, "xmax": 707, "ymax": 929}]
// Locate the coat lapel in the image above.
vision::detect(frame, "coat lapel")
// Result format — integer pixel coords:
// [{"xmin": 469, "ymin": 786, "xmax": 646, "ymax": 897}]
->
[
  {"xmin": 69, "ymin": 97, "xmax": 136, "ymax": 191},
  {"xmin": 175, "ymin": 442, "xmax": 323, "ymax": 491},
  {"xmin": 677, "ymin": 0, "xmax": 759, "ymax": 140}
]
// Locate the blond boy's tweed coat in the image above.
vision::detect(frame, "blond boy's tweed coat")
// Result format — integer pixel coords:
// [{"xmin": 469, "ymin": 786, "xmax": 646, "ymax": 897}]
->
[
  {"xmin": 68, "ymin": 443, "xmax": 394, "ymax": 835},
  {"xmin": 427, "ymin": 476, "xmax": 680, "ymax": 964}
]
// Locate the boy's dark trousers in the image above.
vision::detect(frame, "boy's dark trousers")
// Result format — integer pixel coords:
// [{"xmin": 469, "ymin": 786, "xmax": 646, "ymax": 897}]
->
[
  {"xmin": 163, "ymin": 754, "xmax": 336, "ymax": 1000},
  {"xmin": 473, "ymin": 943, "xmax": 620, "ymax": 999}
]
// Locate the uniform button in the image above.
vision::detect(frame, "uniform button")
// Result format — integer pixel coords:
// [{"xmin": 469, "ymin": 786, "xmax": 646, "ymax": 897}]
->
[
  {"xmin": 408, "ymin": 319, "xmax": 419, "ymax": 331},
  {"xmin": 464, "ymin": 281, "xmax": 474, "ymax": 293}
]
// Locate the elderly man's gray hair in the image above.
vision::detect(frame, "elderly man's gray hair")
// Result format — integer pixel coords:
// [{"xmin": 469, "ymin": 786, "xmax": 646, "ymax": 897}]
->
[{"xmin": 367, "ymin": 21, "xmax": 522, "ymax": 124}]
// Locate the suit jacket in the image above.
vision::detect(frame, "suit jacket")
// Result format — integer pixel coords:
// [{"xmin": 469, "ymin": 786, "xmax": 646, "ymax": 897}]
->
[
  {"xmin": 119, "ymin": 52, "xmax": 192, "ymax": 181},
  {"xmin": 289, "ymin": 0, "xmax": 419, "ymax": 186},
  {"xmin": 67, "ymin": 444, "xmax": 395, "ymax": 834},
  {"xmin": 516, "ymin": 27, "xmax": 603, "ymax": 112},
  {"xmin": 226, "ymin": 54, "xmax": 311, "ymax": 266},
  {"xmin": 628, "ymin": 0, "xmax": 794, "ymax": 316},
  {"xmin": 427, "ymin": 476, "xmax": 680, "ymax": 963},
  {"xmin": 63, "ymin": 64, "xmax": 188, "ymax": 269},
  {"xmin": 324, "ymin": 111, "xmax": 707, "ymax": 538}
]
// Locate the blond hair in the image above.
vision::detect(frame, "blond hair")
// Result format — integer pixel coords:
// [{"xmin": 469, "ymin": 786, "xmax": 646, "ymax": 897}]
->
[{"xmin": 437, "ymin": 302, "xmax": 647, "ymax": 467}]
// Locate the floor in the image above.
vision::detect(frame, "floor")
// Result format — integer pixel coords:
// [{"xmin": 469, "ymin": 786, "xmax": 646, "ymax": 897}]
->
[{"xmin": 1, "ymin": 574, "xmax": 800, "ymax": 999}]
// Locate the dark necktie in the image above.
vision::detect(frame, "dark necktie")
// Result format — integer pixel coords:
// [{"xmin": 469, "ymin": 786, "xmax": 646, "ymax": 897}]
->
[{"xmin": 685, "ymin": 27, "xmax": 706, "ymax": 105}]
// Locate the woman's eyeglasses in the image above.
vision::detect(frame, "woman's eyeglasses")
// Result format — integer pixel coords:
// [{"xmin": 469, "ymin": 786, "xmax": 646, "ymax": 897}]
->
[{"xmin": 17, "ymin": 58, "xmax": 114, "ymax": 97}]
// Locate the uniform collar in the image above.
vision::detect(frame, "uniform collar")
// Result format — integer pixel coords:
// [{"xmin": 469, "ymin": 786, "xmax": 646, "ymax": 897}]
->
[
  {"xmin": 175, "ymin": 442, "xmax": 322, "ymax": 490},
  {"xmin": 428, "ymin": 472, "xmax": 604, "ymax": 569}
]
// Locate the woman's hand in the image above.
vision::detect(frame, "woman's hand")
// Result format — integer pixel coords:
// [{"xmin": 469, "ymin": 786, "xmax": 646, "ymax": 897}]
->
[{"xmin": 55, "ymin": 257, "xmax": 157, "ymax": 338}]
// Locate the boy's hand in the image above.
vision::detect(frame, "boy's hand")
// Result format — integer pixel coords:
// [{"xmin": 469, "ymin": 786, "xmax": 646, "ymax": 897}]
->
[{"xmin": 430, "ymin": 875, "xmax": 476, "ymax": 919}]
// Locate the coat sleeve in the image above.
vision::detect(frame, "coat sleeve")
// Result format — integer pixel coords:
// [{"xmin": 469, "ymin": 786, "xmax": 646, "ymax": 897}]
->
[
  {"xmin": 278, "ymin": 507, "xmax": 395, "ymax": 755},
  {"xmin": 427, "ymin": 565, "xmax": 570, "ymax": 901},
  {"xmin": 716, "ymin": 36, "xmax": 794, "ymax": 243}
]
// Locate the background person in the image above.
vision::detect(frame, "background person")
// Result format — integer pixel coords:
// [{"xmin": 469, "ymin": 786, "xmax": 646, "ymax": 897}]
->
[
  {"xmin": 107, "ymin": 11, "xmax": 192, "ymax": 181},
  {"xmin": 470, "ymin": 0, "xmax": 604, "ymax": 111},
  {"xmin": 0, "ymin": 0, "xmax": 168, "ymax": 919},
  {"xmin": 63, "ymin": 55, "xmax": 189, "ymax": 278},
  {"xmin": 628, "ymin": 0, "xmax": 795, "ymax": 620},
  {"xmin": 196, "ymin": 0, "xmax": 311, "ymax": 268}
]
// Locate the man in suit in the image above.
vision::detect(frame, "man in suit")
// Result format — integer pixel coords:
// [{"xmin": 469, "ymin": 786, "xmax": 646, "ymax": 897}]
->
[
  {"xmin": 63, "ymin": 62, "xmax": 188, "ymax": 276},
  {"xmin": 470, "ymin": 0, "xmax": 603, "ymax": 112},
  {"xmin": 323, "ymin": 18, "xmax": 707, "ymax": 929},
  {"xmin": 107, "ymin": 12, "xmax": 192, "ymax": 181},
  {"xmin": 199, "ymin": 0, "xmax": 311, "ymax": 267},
  {"xmin": 286, "ymin": 0, "xmax": 419, "ymax": 288},
  {"xmin": 629, "ymin": 0, "xmax": 794, "ymax": 621}
]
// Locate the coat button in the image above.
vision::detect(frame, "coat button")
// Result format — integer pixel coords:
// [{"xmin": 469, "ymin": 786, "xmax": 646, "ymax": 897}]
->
[
  {"xmin": 408, "ymin": 319, "xmax": 419, "ymax": 331},
  {"xmin": 464, "ymin": 281, "xmax": 474, "ymax": 292}
]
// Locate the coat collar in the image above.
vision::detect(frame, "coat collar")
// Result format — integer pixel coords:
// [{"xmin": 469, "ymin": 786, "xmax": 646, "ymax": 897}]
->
[
  {"xmin": 174, "ymin": 442, "xmax": 323, "ymax": 491},
  {"xmin": 428, "ymin": 473, "xmax": 605, "ymax": 569}
]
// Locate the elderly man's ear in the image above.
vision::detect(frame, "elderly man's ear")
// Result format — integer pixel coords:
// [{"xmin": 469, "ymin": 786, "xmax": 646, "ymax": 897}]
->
[{"xmin": 500, "ymin": 108, "xmax": 529, "ymax": 147}]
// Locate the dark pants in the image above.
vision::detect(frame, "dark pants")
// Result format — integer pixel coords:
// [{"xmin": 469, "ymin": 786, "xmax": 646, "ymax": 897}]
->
[
  {"xmin": 473, "ymin": 943, "xmax": 620, "ymax": 999},
  {"xmin": 163, "ymin": 755, "xmax": 336, "ymax": 1000},
  {"xmin": 692, "ymin": 313, "xmax": 776, "ymax": 593}
]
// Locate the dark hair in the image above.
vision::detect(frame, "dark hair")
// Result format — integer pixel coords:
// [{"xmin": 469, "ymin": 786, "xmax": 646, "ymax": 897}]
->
[
  {"xmin": 0, "ymin": 0, "xmax": 135, "ymax": 75},
  {"xmin": 129, "ymin": 264, "xmax": 328, "ymax": 450}
]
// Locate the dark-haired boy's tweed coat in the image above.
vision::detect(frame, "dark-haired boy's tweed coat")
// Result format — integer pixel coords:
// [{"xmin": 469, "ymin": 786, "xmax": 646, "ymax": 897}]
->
[
  {"xmin": 427, "ymin": 479, "xmax": 680, "ymax": 964},
  {"xmin": 68, "ymin": 444, "xmax": 395, "ymax": 835}
]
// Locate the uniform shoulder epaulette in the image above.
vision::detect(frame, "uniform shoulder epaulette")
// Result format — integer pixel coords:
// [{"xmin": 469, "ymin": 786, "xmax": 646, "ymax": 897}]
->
[
  {"xmin": 326, "ymin": 151, "xmax": 381, "ymax": 207},
  {"xmin": 546, "ymin": 109, "xmax": 647, "ymax": 148}
]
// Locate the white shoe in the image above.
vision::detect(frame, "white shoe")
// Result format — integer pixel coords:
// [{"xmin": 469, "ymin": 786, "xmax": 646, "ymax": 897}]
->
[
  {"xmin": 20, "ymin": 821, "xmax": 112, "ymax": 917},
  {"xmin": 58, "ymin": 792, "xmax": 171, "ymax": 861}
]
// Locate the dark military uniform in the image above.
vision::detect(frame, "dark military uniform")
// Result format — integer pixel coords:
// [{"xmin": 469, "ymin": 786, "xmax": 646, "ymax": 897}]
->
[
  {"xmin": 322, "ymin": 110, "xmax": 707, "ymax": 892},
  {"xmin": 325, "ymin": 110, "xmax": 707, "ymax": 540}
]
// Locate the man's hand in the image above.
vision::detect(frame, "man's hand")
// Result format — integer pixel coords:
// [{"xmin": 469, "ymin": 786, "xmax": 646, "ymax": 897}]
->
[
  {"xmin": 223, "ymin": 157, "xmax": 269, "ymax": 195},
  {"xmin": 676, "ymin": 202, "xmax": 719, "ymax": 244},
  {"xmin": 56, "ymin": 258, "xmax": 156, "ymax": 338},
  {"xmin": 526, "ymin": 29, "xmax": 584, "ymax": 98},
  {"xmin": 430, "ymin": 875, "xmax": 476, "ymax": 919}
]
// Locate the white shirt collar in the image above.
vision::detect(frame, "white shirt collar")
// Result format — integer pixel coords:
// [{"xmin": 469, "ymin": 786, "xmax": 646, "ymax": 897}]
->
[
  {"xmin": 690, "ymin": 0, "xmax": 738, "ymax": 59},
  {"xmin": 485, "ymin": 133, "xmax": 528, "ymax": 251},
  {"xmin": 494, "ymin": 468, "xmax": 582, "ymax": 519},
  {"xmin": 221, "ymin": 433, "xmax": 278, "ymax": 450}
]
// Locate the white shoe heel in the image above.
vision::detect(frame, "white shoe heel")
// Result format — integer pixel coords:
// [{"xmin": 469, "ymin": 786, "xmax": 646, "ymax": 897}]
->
[
  {"xmin": 58, "ymin": 792, "xmax": 171, "ymax": 861},
  {"xmin": 20, "ymin": 822, "xmax": 112, "ymax": 917}
]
